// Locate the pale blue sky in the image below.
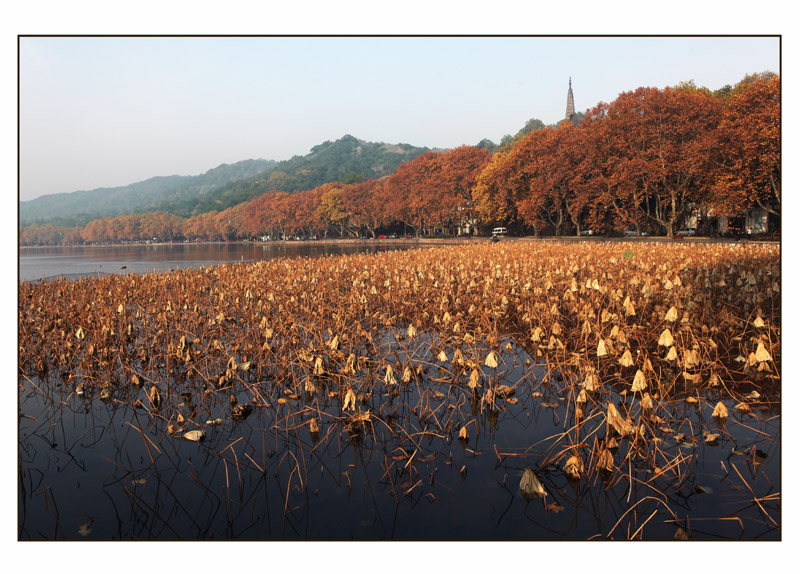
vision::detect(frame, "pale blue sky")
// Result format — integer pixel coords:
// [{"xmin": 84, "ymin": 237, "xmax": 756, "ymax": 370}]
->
[{"xmin": 18, "ymin": 35, "xmax": 780, "ymax": 200}]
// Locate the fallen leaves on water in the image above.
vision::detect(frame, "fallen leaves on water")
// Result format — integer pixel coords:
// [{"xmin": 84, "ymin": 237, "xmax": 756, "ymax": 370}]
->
[
  {"xmin": 78, "ymin": 523, "xmax": 92, "ymax": 536},
  {"xmin": 545, "ymin": 501, "xmax": 565, "ymax": 513},
  {"xmin": 495, "ymin": 384, "xmax": 514, "ymax": 399}
]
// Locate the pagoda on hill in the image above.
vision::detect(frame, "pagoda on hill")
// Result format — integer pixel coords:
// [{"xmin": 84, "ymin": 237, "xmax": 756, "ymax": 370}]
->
[{"xmin": 565, "ymin": 77, "xmax": 575, "ymax": 120}]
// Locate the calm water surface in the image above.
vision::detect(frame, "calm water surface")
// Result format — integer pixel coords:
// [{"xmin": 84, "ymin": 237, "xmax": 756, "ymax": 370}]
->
[{"xmin": 19, "ymin": 242, "xmax": 418, "ymax": 281}]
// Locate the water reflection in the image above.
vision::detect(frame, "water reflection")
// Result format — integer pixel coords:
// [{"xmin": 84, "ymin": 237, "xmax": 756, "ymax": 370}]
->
[{"xmin": 19, "ymin": 242, "xmax": 416, "ymax": 281}]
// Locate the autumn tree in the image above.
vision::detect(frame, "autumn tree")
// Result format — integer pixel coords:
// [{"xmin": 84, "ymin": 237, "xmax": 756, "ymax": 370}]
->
[
  {"xmin": 514, "ymin": 124, "xmax": 588, "ymax": 236},
  {"xmin": 436, "ymin": 146, "xmax": 491, "ymax": 234},
  {"xmin": 600, "ymin": 86, "xmax": 721, "ymax": 236},
  {"xmin": 385, "ymin": 151, "xmax": 444, "ymax": 236},
  {"xmin": 710, "ymin": 74, "xmax": 780, "ymax": 216},
  {"xmin": 342, "ymin": 178, "xmax": 390, "ymax": 238},
  {"xmin": 315, "ymin": 184, "xmax": 350, "ymax": 237},
  {"xmin": 574, "ymin": 103, "xmax": 650, "ymax": 234}
]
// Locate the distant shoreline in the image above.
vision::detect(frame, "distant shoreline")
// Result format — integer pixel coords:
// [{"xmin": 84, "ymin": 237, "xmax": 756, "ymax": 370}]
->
[{"xmin": 18, "ymin": 234, "xmax": 748, "ymax": 250}]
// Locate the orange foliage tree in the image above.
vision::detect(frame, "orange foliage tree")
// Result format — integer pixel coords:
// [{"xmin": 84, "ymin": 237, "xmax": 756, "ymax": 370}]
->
[
  {"xmin": 385, "ymin": 151, "xmax": 444, "ymax": 236},
  {"xmin": 436, "ymin": 146, "xmax": 491, "ymax": 234},
  {"xmin": 710, "ymin": 75, "xmax": 780, "ymax": 215},
  {"xmin": 599, "ymin": 86, "xmax": 721, "ymax": 236},
  {"xmin": 342, "ymin": 178, "xmax": 390, "ymax": 238}
]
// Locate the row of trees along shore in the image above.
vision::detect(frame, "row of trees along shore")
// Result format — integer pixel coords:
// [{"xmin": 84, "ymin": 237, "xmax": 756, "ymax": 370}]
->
[{"xmin": 20, "ymin": 73, "xmax": 779, "ymax": 246}]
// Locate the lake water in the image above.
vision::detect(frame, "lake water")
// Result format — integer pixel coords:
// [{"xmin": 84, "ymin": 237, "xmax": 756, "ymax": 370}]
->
[{"xmin": 18, "ymin": 242, "xmax": 419, "ymax": 282}]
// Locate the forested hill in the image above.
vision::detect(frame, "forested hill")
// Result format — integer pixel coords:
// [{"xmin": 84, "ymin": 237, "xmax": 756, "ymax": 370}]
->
[
  {"xmin": 20, "ymin": 135, "xmax": 431, "ymax": 226},
  {"xmin": 20, "ymin": 159, "xmax": 275, "ymax": 226},
  {"xmin": 156, "ymin": 135, "xmax": 431, "ymax": 217}
]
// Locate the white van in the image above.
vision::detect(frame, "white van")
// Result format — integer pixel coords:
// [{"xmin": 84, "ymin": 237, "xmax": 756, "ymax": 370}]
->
[{"xmin": 492, "ymin": 227, "xmax": 508, "ymax": 236}]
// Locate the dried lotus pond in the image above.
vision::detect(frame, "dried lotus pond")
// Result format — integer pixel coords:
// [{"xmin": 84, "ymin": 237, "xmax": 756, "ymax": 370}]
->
[{"xmin": 18, "ymin": 241, "xmax": 780, "ymax": 540}]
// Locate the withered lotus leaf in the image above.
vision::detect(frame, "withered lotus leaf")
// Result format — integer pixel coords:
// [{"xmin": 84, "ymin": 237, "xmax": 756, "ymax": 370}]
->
[
  {"xmin": 631, "ymin": 369, "xmax": 647, "ymax": 392},
  {"xmin": 563, "ymin": 455, "xmax": 584, "ymax": 480},
  {"xmin": 712, "ymin": 401, "xmax": 729, "ymax": 420},
  {"xmin": 313, "ymin": 356, "xmax": 325, "ymax": 376},
  {"xmin": 755, "ymin": 342, "xmax": 773, "ymax": 363},
  {"xmin": 618, "ymin": 349, "xmax": 634, "ymax": 367},
  {"xmin": 182, "ymin": 430, "xmax": 206, "ymax": 442},
  {"xmin": 596, "ymin": 448, "xmax": 614, "ymax": 473},
  {"xmin": 519, "ymin": 468, "xmax": 546, "ymax": 500},
  {"xmin": 582, "ymin": 371, "xmax": 599, "ymax": 392},
  {"xmin": 149, "ymin": 385, "xmax": 161, "ymax": 409},
  {"xmin": 658, "ymin": 329, "xmax": 674, "ymax": 347},
  {"xmin": 484, "ymin": 351, "xmax": 499, "ymax": 368},
  {"xmin": 343, "ymin": 388, "xmax": 356, "ymax": 412},
  {"xmin": 384, "ymin": 364, "xmax": 397, "ymax": 385},
  {"xmin": 468, "ymin": 369, "xmax": 480, "ymax": 389},
  {"xmin": 458, "ymin": 426, "xmax": 468, "ymax": 440}
]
